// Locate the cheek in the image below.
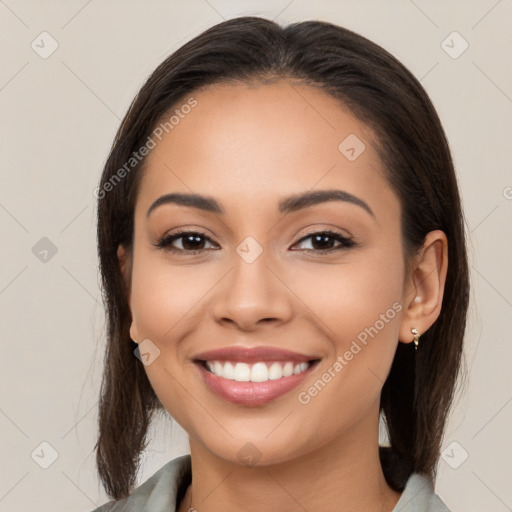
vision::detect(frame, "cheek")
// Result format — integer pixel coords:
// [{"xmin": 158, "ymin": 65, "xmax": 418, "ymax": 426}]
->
[
  {"xmin": 129, "ymin": 251, "xmax": 212, "ymax": 340},
  {"xmin": 128, "ymin": 250, "xmax": 208, "ymax": 428},
  {"xmin": 291, "ymin": 247, "xmax": 404, "ymax": 343},
  {"xmin": 290, "ymin": 250, "xmax": 404, "ymax": 432},
  {"xmin": 290, "ymin": 245, "xmax": 404, "ymax": 411}
]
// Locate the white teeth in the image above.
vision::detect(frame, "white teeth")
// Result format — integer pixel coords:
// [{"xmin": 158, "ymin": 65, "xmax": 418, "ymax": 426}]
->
[
  {"xmin": 204, "ymin": 360, "xmax": 312, "ymax": 381},
  {"xmin": 214, "ymin": 361, "xmax": 224, "ymax": 377},
  {"xmin": 282, "ymin": 362, "xmax": 294, "ymax": 377},
  {"xmin": 233, "ymin": 362, "xmax": 251, "ymax": 381},
  {"xmin": 223, "ymin": 361, "xmax": 234, "ymax": 379},
  {"xmin": 250, "ymin": 362, "xmax": 268, "ymax": 382},
  {"xmin": 268, "ymin": 362, "xmax": 283, "ymax": 380},
  {"xmin": 295, "ymin": 362, "xmax": 309, "ymax": 374}
]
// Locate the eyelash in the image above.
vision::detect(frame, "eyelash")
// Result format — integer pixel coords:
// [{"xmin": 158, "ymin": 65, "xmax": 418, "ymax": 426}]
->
[{"xmin": 153, "ymin": 229, "xmax": 356, "ymax": 255}]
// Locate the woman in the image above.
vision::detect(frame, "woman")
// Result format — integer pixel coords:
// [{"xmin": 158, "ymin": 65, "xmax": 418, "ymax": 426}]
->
[{"xmin": 92, "ymin": 15, "xmax": 469, "ymax": 512}]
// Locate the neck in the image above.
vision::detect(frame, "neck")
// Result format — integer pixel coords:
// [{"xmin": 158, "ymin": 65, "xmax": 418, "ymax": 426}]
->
[{"xmin": 177, "ymin": 406, "xmax": 401, "ymax": 512}]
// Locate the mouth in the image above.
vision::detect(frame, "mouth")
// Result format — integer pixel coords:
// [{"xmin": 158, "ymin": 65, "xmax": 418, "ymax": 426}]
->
[
  {"xmin": 192, "ymin": 347, "xmax": 321, "ymax": 406},
  {"xmin": 197, "ymin": 359, "xmax": 319, "ymax": 382}
]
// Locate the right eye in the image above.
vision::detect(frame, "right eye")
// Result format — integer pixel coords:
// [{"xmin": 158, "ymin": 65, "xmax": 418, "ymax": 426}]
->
[{"xmin": 153, "ymin": 231, "xmax": 219, "ymax": 254}]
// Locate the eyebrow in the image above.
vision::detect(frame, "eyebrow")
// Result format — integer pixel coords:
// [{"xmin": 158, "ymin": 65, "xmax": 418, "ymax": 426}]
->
[{"xmin": 147, "ymin": 189, "xmax": 375, "ymax": 218}]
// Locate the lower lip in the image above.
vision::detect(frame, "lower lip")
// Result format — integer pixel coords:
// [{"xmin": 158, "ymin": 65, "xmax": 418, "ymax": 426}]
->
[{"xmin": 195, "ymin": 361, "xmax": 318, "ymax": 406}]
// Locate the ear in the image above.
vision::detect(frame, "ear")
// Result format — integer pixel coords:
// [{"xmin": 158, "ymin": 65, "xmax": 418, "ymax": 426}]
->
[
  {"xmin": 117, "ymin": 244, "xmax": 140, "ymax": 343},
  {"xmin": 399, "ymin": 230, "xmax": 448, "ymax": 344}
]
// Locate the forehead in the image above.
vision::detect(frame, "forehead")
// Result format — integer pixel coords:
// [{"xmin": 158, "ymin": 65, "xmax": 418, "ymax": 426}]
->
[{"xmin": 136, "ymin": 80, "xmax": 397, "ymax": 221}]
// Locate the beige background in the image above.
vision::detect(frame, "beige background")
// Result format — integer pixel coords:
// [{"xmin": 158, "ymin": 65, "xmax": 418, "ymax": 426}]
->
[{"xmin": 0, "ymin": 1, "xmax": 511, "ymax": 511}]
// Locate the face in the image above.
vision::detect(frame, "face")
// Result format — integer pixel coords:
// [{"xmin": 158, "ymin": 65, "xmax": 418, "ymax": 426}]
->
[{"xmin": 123, "ymin": 80, "xmax": 410, "ymax": 466}]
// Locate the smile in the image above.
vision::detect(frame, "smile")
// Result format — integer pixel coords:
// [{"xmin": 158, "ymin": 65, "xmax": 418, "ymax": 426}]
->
[
  {"xmin": 203, "ymin": 360, "xmax": 311, "ymax": 382},
  {"xmin": 194, "ymin": 358, "xmax": 321, "ymax": 406}
]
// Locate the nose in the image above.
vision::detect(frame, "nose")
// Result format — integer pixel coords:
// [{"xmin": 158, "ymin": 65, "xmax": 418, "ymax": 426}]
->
[{"xmin": 211, "ymin": 251, "xmax": 294, "ymax": 332}]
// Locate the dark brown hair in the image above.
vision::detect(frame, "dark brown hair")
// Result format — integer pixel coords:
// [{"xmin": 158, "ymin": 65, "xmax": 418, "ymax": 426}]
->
[{"xmin": 95, "ymin": 16, "xmax": 469, "ymax": 499}]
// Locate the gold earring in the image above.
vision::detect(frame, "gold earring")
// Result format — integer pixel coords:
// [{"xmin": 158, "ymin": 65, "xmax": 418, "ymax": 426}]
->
[
  {"xmin": 411, "ymin": 328, "xmax": 420, "ymax": 351},
  {"xmin": 131, "ymin": 338, "xmax": 139, "ymax": 344}
]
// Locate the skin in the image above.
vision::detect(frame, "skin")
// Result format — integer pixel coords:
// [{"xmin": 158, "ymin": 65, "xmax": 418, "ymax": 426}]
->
[{"xmin": 118, "ymin": 80, "xmax": 448, "ymax": 512}]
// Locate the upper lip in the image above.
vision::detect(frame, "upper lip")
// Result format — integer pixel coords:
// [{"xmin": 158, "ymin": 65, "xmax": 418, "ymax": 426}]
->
[{"xmin": 192, "ymin": 346, "xmax": 320, "ymax": 364}]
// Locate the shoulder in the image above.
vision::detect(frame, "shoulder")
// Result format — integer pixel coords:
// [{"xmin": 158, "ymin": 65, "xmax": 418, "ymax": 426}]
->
[
  {"xmin": 89, "ymin": 454, "xmax": 191, "ymax": 512},
  {"xmin": 393, "ymin": 473, "xmax": 452, "ymax": 512}
]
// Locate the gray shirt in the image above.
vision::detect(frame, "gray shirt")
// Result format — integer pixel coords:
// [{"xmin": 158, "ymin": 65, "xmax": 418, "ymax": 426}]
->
[{"xmin": 91, "ymin": 454, "xmax": 451, "ymax": 511}]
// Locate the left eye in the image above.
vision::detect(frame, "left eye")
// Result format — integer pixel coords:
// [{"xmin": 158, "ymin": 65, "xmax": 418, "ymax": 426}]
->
[{"xmin": 292, "ymin": 231, "xmax": 355, "ymax": 252}]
